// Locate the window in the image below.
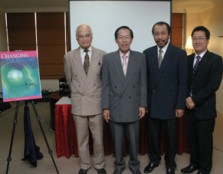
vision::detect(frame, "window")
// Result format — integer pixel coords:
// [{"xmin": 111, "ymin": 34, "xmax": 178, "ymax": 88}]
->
[{"xmin": 6, "ymin": 12, "xmax": 69, "ymax": 79}]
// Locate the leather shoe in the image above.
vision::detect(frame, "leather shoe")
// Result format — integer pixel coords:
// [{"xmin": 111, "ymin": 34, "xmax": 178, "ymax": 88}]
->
[
  {"xmin": 181, "ymin": 164, "xmax": 198, "ymax": 173},
  {"xmin": 97, "ymin": 168, "xmax": 106, "ymax": 174},
  {"xmin": 78, "ymin": 168, "xmax": 88, "ymax": 174},
  {"xmin": 197, "ymin": 171, "xmax": 209, "ymax": 174},
  {"xmin": 113, "ymin": 168, "xmax": 124, "ymax": 174},
  {"xmin": 130, "ymin": 168, "xmax": 141, "ymax": 174},
  {"xmin": 166, "ymin": 168, "xmax": 175, "ymax": 174},
  {"xmin": 144, "ymin": 162, "xmax": 159, "ymax": 173}
]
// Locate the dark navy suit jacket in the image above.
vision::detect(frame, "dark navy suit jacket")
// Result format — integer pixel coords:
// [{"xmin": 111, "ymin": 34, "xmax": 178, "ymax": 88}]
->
[
  {"xmin": 144, "ymin": 44, "xmax": 188, "ymax": 119},
  {"xmin": 188, "ymin": 51, "xmax": 222, "ymax": 120}
]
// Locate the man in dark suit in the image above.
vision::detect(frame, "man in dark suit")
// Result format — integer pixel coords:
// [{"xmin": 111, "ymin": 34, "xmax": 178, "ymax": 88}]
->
[
  {"xmin": 102, "ymin": 26, "xmax": 147, "ymax": 174},
  {"xmin": 181, "ymin": 26, "xmax": 223, "ymax": 174},
  {"xmin": 143, "ymin": 21, "xmax": 188, "ymax": 174}
]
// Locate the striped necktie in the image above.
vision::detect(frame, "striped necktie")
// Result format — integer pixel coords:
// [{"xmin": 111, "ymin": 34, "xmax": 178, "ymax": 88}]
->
[
  {"xmin": 190, "ymin": 55, "xmax": 201, "ymax": 96},
  {"xmin": 193, "ymin": 55, "xmax": 201, "ymax": 75}
]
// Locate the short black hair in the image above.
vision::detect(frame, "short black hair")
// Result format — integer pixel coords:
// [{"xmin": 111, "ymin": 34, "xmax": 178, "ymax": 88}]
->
[
  {"xmin": 152, "ymin": 21, "xmax": 171, "ymax": 35},
  {"xmin": 114, "ymin": 26, "xmax": 134, "ymax": 39},
  {"xmin": 191, "ymin": 26, "xmax": 210, "ymax": 39}
]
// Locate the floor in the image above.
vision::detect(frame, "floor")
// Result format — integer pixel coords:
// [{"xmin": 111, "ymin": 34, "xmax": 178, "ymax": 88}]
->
[{"xmin": 0, "ymin": 102, "xmax": 223, "ymax": 174}]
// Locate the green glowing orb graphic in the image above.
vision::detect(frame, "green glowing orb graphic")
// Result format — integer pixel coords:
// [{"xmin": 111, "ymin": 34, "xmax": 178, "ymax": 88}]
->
[{"xmin": 7, "ymin": 69, "xmax": 24, "ymax": 84}]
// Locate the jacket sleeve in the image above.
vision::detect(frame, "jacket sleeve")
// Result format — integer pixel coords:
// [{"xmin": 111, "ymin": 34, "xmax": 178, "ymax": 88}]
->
[
  {"xmin": 101, "ymin": 55, "xmax": 110, "ymax": 109},
  {"xmin": 140, "ymin": 54, "xmax": 147, "ymax": 107},
  {"xmin": 192, "ymin": 54, "xmax": 223, "ymax": 106},
  {"xmin": 176, "ymin": 49, "xmax": 188, "ymax": 109},
  {"xmin": 64, "ymin": 54, "xmax": 72, "ymax": 89}
]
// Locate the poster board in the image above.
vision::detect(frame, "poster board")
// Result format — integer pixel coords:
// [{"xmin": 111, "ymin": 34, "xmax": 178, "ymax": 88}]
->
[{"xmin": 0, "ymin": 51, "xmax": 42, "ymax": 102}]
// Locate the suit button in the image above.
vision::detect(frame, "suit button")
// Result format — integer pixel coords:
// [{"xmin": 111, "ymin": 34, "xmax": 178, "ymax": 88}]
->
[
  {"xmin": 153, "ymin": 90, "xmax": 155, "ymax": 93},
  {"xmin": 129, "ymin": 96, "xmax": 131, "ymax": 99}
]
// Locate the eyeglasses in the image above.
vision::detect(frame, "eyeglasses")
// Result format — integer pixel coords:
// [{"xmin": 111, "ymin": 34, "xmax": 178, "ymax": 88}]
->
[
  {"xmin": 78, "ymin": 34, "xmax": 92, "ymax": 40},
  {"xmin": 117, "ymin": 35, "xmax": 131, "ymax": 41},
  {"xmin": 192, "ymin": 37, "xmax": 206, "ymax": 41}
]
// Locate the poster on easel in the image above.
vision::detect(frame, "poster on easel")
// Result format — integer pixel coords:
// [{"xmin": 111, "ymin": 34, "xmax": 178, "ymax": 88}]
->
[{"xmin": 0, "ymin": 50, "xmax": 42, "ymax": 102}]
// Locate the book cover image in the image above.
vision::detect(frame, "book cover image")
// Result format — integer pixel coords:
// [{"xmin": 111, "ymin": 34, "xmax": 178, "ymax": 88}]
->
[{"xmin": 0, "ymin": 51, "xmax": 42, "ymax": 102}]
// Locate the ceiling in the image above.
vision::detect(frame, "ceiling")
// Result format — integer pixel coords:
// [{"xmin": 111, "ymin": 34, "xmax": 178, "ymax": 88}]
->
[
  {"xmin": 0, "ymin": 0, "xmax": 221, "ymax": 13},
  {"xmin": 172, "ymin": 0, "xmax": 222, "ymax": 13}
]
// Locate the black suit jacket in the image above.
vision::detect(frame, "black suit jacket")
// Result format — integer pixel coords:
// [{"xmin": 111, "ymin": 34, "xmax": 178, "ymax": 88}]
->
[
  {"xmin": 188, "ymin": 51, "xmax": 223, "ymax": 120},
  {"xmin": 144, "ymin": 44, "xmax": 188, "ymax": 119}
]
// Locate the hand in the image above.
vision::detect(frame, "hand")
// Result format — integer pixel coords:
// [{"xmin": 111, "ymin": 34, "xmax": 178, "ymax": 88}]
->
[
  {"xmin": 176, "ymin": 109, "xmax": 184, "ymax": 118},
  {"xmin": 138, "ymin": 107, "xmax": 146, "ymax": 119},
  {"xmin": 102, "ymin": 109, "xmax": 110, "ymax": 123},
  {"xmin": 186, "ymin": 97, "xmax": 195, "ymax": 109}
]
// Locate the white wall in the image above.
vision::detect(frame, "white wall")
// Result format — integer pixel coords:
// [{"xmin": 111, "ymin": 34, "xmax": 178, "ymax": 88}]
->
[{"xmin": 69, "ymin": 1, "xmax": 171, "ymax": 52}]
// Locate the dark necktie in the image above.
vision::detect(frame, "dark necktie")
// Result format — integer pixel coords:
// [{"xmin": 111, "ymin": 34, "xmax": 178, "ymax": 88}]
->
[
  {"xmin": 190, "ymin": 55, "xmax": 201, "ymax": 96},
  {"xmin": 193, "ymin": 55, "xmax": 201, "ymax": 75},
  {"xmin": 158, "ymin": 49, "xmax": 163, "ymax": 68},
  {"xmin": 83, "ymin": 49, "xmax": 90, "ymax": 75}
]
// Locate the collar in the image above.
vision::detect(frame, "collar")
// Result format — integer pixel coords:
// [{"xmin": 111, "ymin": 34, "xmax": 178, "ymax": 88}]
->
[
  {"xmin": 195, "ymin": 50, "xmax": 207, "ymax": 59},
  {"xmin": 80, "ymin": 46, "xmax": 92, "ymax": 54},
  {"xmin": 119, "ymin": 50, "xmax": 130, "ymax": 58},
  {"xmin": 157, "ymin": 42, "xmax": 169, "ymax": 54}
]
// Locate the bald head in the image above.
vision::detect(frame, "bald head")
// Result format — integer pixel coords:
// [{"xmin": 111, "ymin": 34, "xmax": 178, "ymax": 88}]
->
[
  {"xmin": 76, "ymin": 24, "xmax": 92, "ymax": 37},
  {"xmin": 76, "ymin": 24, "xmax": 93, "ymax": 49}
]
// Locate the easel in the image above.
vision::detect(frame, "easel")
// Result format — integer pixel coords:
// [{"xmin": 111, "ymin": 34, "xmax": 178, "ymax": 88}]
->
[{"xmin": 6, "ymin": 100, "xmax": 59, "ymax": 174}]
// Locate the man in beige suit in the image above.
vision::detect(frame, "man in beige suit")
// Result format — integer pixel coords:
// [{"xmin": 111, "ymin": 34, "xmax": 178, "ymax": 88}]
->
[{"xmin": 64, "ymin": 24, "xmax": 106, "ymax": 174}]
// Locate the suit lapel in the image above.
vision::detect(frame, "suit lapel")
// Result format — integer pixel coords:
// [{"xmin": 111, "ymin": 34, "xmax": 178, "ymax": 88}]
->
[
  {"xmin": 84, "ymin": 48, "xmax": 102, "ymax": 84},
  {"xmin": 120, "ymin": 51, "xmax": 136, "ymax": 96},
  {"xmin": 159, "ymin": 45, "xmax": 172, "ymax": 74},
  {"xmin": 194, "ymin": 51, "xmax": 209, "ymax": 76},
  {"xmin": 151, "ymin": 47, "xmax": 159, "ymax": 74},
  {"xmin": 125, "ymin": 51, "xmax": 135, "ymax": 81},
  {"xmin": 73, "ymin": 47, "xmax": 90, "ymax": 93},
  {"xmin": 73, "ymin": 48, "xmax": 86, "ymax": 81},
  {"xmin": 113, "ymin": 51, "xmax": 125, "ymax": 79}
]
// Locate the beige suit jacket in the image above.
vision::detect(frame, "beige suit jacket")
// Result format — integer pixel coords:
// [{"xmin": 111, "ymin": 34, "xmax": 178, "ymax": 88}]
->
[{"xmin": 64, "ymin": 46, "xmax": 106, "ymax": 116}]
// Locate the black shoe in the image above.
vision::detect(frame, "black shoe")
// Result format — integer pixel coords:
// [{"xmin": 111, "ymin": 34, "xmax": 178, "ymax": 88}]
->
[
  {"xmin": 166, "ymin": 168, "xmax": 175, "ymax": 174},
  {"xmin": 181, "ymin": 164, "xmax": 198, "ymax": 173},
  {"xmin": 78, "ymin": 168, "xmax": 88, "ymax": 174},
  {"xmin": 197, "ymin": 171, "xmax": 209, "ymax": 174},
  {"xmin": 144, "ymin": 162, "xmax": 159, "ymax": 173},
  {"xmin": 96, "ymin": 168, "xmax": 106, "ymax": 174},
  {"xmin": 130, "ymin": 168, "xmax": 141, "ymax": 174},
  {"xmin": 113, "ymin": 168, "xmax": 124, "ymax": 174}
]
